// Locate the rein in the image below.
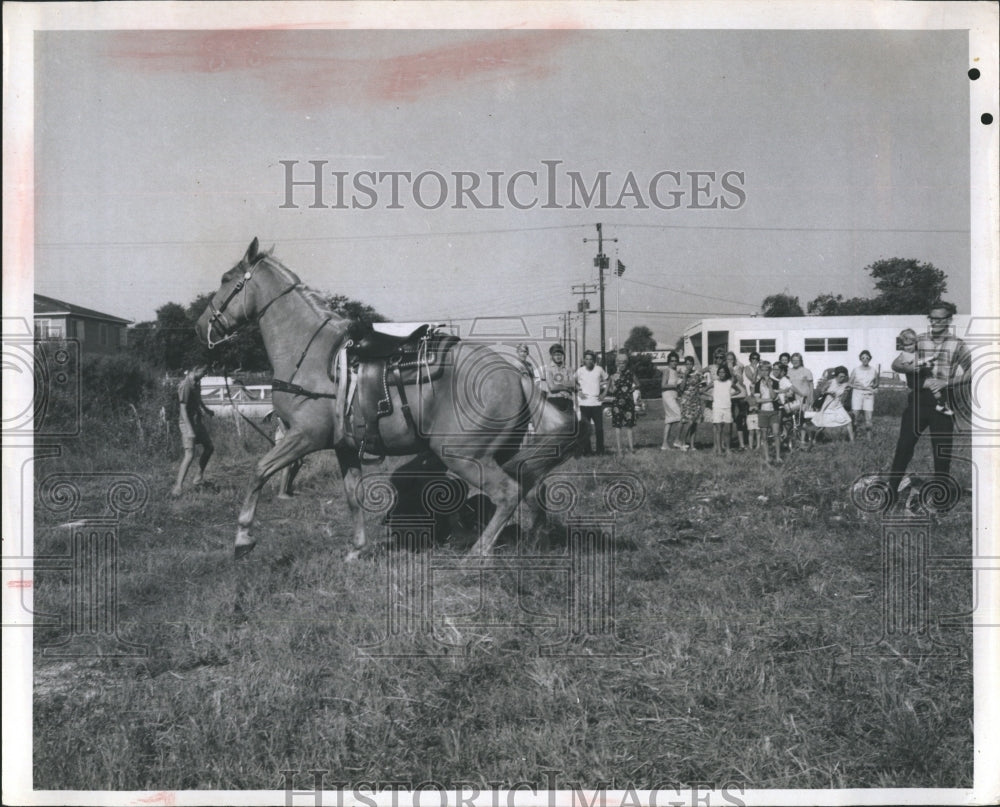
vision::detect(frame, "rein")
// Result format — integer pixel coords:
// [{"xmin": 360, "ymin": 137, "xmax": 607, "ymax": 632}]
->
[{"xmin": 222, "ymin": 366, "xmax": 276, "ymax": 447}]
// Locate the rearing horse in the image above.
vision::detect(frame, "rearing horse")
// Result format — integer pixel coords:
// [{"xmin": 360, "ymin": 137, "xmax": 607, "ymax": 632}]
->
[{"xmin": 195, "ymin": 238, "xmax": 576, "ymax": 559}]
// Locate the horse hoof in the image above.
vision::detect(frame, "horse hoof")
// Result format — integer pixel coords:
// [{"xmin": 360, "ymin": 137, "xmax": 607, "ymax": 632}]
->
[
  {"xmin": 344, "ymin": 549, "xmax": 362, "ymax": 562},
  {"xmin": 234, "ymin": 542, "xmax": 257, "ymax": 560},
  {"xmin": 277, "ymin": 493, "xmax": 294, "ymax": 501}
]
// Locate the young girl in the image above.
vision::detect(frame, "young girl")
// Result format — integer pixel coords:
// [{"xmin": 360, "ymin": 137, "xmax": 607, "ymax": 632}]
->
[
  {"xmin": 727, "ymin": 351, "xmax": 748, "ymax": 450},
  {"xmin": 677, "ymin": 356, "xmax": 703, "ymax": 450},
  {"xmin": 750, "ymin": 361, "xmax": 783, "ymax": 464},
  {"xmin": 709, "ymin": 365, "xmax": 745, "ymax": 455},
  {"xmin": 849, "ymin": 350, "xmax": 879, "ymax": 439}
]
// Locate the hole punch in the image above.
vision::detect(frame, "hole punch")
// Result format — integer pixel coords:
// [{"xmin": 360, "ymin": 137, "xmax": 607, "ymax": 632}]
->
[
  {"xmin": 968, "ymin": 68, "xmax": 980, "ymax": 80},
  {"xmin": 982, "ymin": 113, "xmax": 994, "ymax": 126}
]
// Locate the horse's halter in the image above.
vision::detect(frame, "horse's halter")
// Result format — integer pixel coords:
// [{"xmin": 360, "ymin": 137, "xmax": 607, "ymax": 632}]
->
[{"xmin": 206, "ymin": 257, "xmax": 298, "ymax": 349}]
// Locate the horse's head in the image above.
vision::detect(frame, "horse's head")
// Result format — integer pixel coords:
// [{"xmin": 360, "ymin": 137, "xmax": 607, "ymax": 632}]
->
[{"xmin": 195, "ymin": 237, "xmax": 292, "ymax": 349}]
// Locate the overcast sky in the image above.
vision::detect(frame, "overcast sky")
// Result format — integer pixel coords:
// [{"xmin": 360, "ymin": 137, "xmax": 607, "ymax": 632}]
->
[{"xmin": 33, "ymin": 27, "xmax": 971, "ymax": 349}]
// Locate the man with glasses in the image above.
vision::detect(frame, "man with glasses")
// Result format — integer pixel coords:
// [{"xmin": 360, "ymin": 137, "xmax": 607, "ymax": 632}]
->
[{"xmin": 888, "ymin": 301, "xmax": 971, "ymax": 512}]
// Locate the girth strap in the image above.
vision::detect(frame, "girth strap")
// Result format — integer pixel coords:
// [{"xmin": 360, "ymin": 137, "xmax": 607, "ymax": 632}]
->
[{"xmin": 271, "ymin": 378, "xmax": 338, "ymax": 399}]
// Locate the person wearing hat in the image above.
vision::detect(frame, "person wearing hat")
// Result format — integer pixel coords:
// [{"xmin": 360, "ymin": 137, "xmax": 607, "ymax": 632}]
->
[
  {"xmin": 576, "ymin": 349, "xmax": 609, "ymax": 456},
  {"xmin": 543, "ymin": 343, "xmax": 575, "ymax": 414}
]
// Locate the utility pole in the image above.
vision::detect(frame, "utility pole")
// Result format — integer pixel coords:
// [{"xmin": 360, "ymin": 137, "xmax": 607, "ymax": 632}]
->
[
  {"xmin": 571, "ymin": 282, "xmax": 597, "ymax": 358},
  {"xmin": 584, "ymin": 223, "xmax": 617, "ymax": 368}
]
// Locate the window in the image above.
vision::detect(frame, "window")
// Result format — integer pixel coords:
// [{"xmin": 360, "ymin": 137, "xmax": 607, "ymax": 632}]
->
[
  {"xmin": 805, "ymin": 337, "xmax": 849, "ymax": 352},
  {"xmin": 118, "ymin": 328, "xmax": 128, "ymax": 348},
  {"xmin": 35, "ymin": 319, "xmax": 50, "ymax": 338},
  {"xmin": 67, "ymin": 319, "xmax": 85, "ymax": 340},
  {"xmin": 99, "ymin": 324, "xmax": 108, "ymax": 346},
  {"xmin": 739, "ymin": 338, "xmax": 777, "ymax": 354}
]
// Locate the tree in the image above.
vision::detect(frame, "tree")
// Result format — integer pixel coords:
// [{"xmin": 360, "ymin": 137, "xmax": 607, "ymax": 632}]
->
[
  {"xmin": 324, "ymin": 294, "xmax": 386, "ymax": 323},
  {"xmin": 761, "ymin": 294, "xmax": 804, "ymax": 317},
  {"xmin": 807, "ymin": 292, "xmax": 880, "ymax": 316},
  {"xmin": 630, "ymin": 353, "xmax": 656, "ymax": 379},
  {"xmin": 186, "ymin": 293, "xmax": 269, "ymax": 372},
  {"xmin": 623, "ymin": 325, "xmax": 656, "ymax": 353},
  {"xmin": 806, "ymin": 258, "xmax": 949, "ymax": 316},
  {"xmin": 867, "ymin": 258, "xmax": 948, "ymax": 314}
]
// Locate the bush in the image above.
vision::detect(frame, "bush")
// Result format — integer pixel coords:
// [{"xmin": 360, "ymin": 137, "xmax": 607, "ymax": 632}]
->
[
  {"xmin": 638, "ymin": 376, "xmax": 662, "ymax": 399},
  {"xmin": 79, "ymin": 353, "xmax": 159, "ymax": 413},
  {"xmin": 874, "ymin": 388, "xmax": 909, "ymax": 418}
]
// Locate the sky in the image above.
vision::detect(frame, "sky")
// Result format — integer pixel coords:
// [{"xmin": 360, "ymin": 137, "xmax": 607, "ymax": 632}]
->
[{"xmin": 33, "ymin": 27, "xmax": 972, "ymax": 351}]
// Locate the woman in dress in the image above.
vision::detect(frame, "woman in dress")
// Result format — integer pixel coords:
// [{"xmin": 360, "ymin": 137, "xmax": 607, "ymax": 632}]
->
[
  {"xmin": 726, "ymin": 351, "xmax": 748, "ymax": 450},
  {"xmin": 849, "ymin": 350, "xmax": 879, "ymax": 440},
  {"xmin": 610, "ymin": 350, "xmax": 638, "ymax": 455},
  {"xmin": 677, "ymin": 355, "xmax": 703, "ymax": 450},
  {"xmin": 659, "ymin": 351, "xmax": 683, "ymax": 450},
  {"xmin": 809, "ymin": 365, "xmax": 855, "ymax": 442}
]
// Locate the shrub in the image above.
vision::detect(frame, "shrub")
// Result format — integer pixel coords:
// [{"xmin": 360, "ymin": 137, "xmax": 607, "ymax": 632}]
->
[
  {"xmin": 79, "ymin": 354, "xmax": 160, "ymax": 413},
  {"xmin": 638, "ymin": 376, "xmax": 662, "ymax": 399}
]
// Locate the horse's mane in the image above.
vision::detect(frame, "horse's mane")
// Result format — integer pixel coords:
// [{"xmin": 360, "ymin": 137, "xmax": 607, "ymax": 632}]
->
[{"xmin": 262, "ymin": 254, "xmax": 349, "ymax": 323}]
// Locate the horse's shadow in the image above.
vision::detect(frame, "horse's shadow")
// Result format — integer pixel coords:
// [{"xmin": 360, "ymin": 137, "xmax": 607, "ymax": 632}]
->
[{"xmin": 381, "ymin": 454, "xmax": 565, "ymax": 554}]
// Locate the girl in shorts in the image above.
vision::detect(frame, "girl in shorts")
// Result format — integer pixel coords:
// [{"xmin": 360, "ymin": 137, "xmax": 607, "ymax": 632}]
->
[
  {"xmin": 710, "ymin": 365, "xmax": 745, "ymax": 455},
  {"xmin": 849, "ymin": 350, "xmax": 879, "ymax": 439}
]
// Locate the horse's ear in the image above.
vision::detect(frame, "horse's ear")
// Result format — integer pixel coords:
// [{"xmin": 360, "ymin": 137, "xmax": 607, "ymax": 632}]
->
[{"xmin": 244, "ymin": 237, "xmax": 260, "ymax": 264}]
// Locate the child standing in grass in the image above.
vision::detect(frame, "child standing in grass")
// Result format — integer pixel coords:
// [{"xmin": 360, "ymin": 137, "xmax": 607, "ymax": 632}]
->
[
  {"xmin": 750, "ymin": 360, "xmax": 783, "ymax": 464},
  {"xmin": 849, "ymin": 350, "xmax": 879, "ymax": 439},
  {"xmin": 709, "ymin": 365, "xmax": 745, "ymax": 455}
]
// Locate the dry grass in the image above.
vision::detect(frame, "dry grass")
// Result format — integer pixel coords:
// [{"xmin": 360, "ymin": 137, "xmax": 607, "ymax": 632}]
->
[{"xmin": 32, "ymin": 401, "xmax": 973, "ymax": 790}]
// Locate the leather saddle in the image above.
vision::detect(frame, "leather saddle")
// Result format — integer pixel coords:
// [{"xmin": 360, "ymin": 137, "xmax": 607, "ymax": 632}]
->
[{"xmin": 341, "ymin": 323, "xmax": 459, "ymax": 459}]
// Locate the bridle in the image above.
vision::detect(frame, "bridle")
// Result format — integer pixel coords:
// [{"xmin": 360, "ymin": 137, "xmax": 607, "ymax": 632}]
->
[{"xmin": 206, "ymin": 256, "xmax": 298, "ymax": 349}]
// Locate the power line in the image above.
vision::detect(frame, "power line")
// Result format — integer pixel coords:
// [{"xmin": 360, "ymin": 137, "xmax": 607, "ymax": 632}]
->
[
  {"xmin": 607, "ymin": 222, "xmax": 969, "ymax": 235},
  {"xmin": 34, "ymin": 224, "xmax": 589, "ymax": 250},
  {"xmin": 622, "ymin": 277, "xmax": 751, "ymax": 307},
  {"xmin": 34, "ymin": 218, "xmax": 969, "ymax": 250}
]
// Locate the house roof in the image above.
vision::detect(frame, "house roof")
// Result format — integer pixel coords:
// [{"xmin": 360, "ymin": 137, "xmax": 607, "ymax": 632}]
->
[{"xmin": 34, "ymin": 294, "xmax": 132, "ymax": 325}]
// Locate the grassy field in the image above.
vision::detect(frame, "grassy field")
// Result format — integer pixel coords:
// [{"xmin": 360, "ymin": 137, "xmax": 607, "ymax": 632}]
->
[{"xmin": 32, "ymin": 398, "xmax": 973, "ymax": 792}]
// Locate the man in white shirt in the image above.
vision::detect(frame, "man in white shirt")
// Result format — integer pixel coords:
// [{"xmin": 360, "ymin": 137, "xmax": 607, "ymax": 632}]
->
[{"xmin": 576, "ymin": 350, "xmax": 609, "ymax": 455}]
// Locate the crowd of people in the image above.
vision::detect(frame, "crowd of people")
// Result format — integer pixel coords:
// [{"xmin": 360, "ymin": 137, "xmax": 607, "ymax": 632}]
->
[
  {"xmin": 513, "ymin": 340, "xmax": 883, "ymax": 463},
  {"xmin": 516, "ymin": 302, "xmax": 969, "ymax": 473},
  {"xmin": 653, "ymin": 347, "xmax": 872, "ymax": 464}
]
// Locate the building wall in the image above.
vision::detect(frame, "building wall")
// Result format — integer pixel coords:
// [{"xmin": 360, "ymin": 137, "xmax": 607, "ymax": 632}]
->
[
  {"xmin": 35, "ymin": 314, "xmax": 127, "ymax": 355},
  {"xmin": 682, "ymin": 315, "xmax": 971, "ymax": 377}
]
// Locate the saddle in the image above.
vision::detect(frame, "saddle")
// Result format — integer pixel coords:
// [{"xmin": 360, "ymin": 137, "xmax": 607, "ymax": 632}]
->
[{"xmin": 340, "ymin": 324, "xmax": 459, "ymax": 459}]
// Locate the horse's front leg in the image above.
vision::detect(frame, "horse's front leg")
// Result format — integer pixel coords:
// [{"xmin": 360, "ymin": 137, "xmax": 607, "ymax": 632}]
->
[
  {"xmin": 235, "ymin": 431, "xmax": 315, "ymax": 559},
  {"xmin": 335, "ymin": 447, "xmax": 367, "ymax": 561}
]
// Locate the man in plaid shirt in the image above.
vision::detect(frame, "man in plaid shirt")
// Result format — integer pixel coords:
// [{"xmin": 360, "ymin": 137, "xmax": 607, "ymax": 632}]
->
[{"xmin": 888, "ymin": 301, "xmax": 972, "ymax": 511}]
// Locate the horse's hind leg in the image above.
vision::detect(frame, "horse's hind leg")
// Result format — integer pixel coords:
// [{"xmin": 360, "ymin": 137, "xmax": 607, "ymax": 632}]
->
[
  {"xmin": 235, "ymin": 431, "xmax": 315, "ymax": 558},
  {"xmin": 335, "ymin": 447, "xmax": 368, "ymax": 561},
  {"xmin": 450, "ymin": 458, "xmax": 521, "ymax": 557}
]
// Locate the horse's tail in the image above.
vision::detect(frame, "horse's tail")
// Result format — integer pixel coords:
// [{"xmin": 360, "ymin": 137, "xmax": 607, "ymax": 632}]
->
[{"xmin": 500, "ymin": 400, "xmax": 577, "ymax": 490}]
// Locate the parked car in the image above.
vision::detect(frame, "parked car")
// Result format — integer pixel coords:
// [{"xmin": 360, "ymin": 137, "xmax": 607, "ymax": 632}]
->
[{"xmin": 200, "ymin": 376, "xmax": 273, "ymax": 419}]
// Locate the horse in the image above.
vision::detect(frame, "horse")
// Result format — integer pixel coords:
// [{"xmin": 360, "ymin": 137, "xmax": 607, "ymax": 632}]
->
[{"xmin": 194, "ymin": 238, "xmax": 576, "ymax": 560}]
